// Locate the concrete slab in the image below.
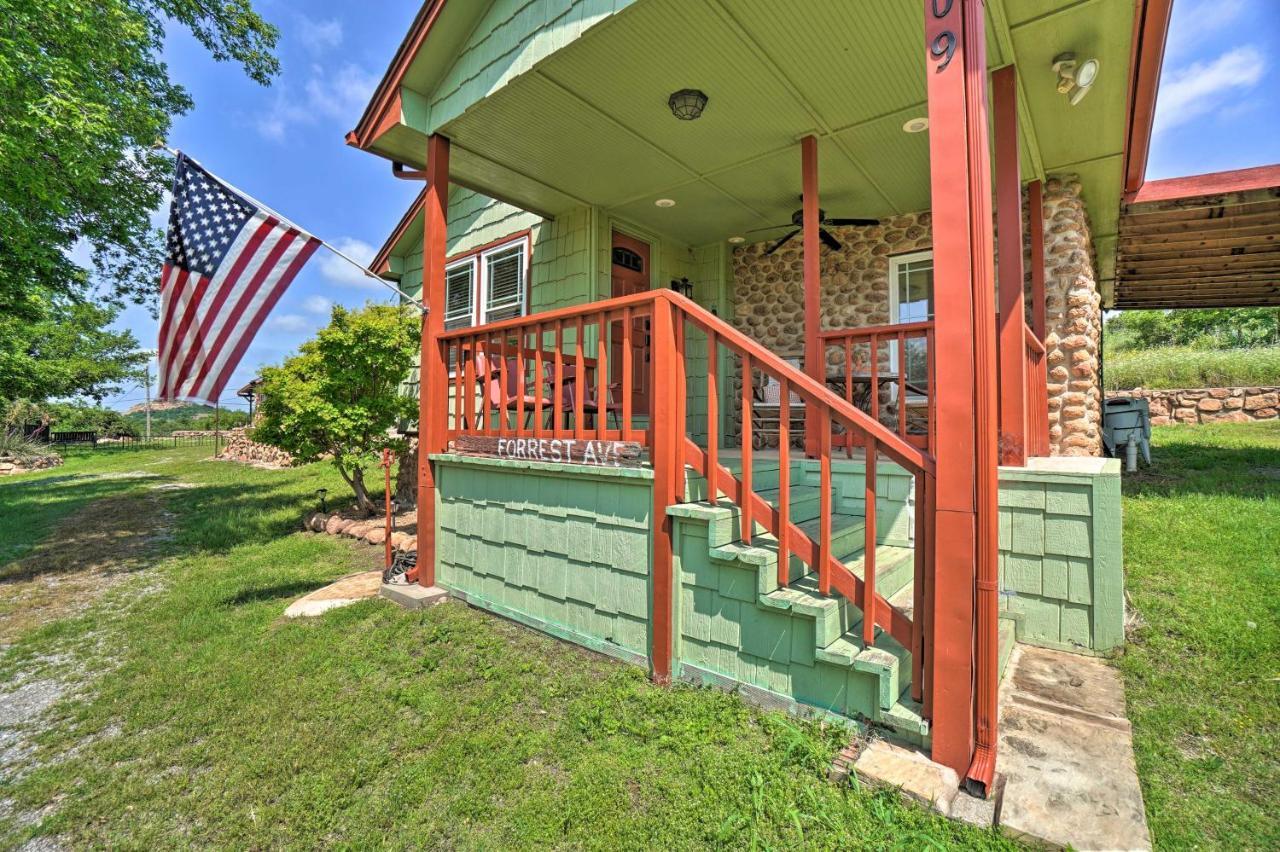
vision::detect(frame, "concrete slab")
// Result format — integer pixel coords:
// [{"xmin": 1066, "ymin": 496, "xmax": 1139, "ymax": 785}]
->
[
  {"xmin": 380, "ymin": 583, "xmax": 450, "ymax": 610},
  {"xmin": 284, "ymin": 571, "xmax": 382, "ymax": 618},
  {"xmin": 998, "ymin": 645, "xmax": 1152, "ymax": 851},
  {"xmin": 852, "ymin": 739, "xmax": 960, "ymax": 816}
]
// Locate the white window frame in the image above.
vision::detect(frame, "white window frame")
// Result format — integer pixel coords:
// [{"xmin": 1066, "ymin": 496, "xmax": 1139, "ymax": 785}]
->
[
  {"xmin": 887, "ymin": 249, "xmax": 934, "ymax": 399},
  {"xmin": 443, "ymin": 257, "xmax": 477, "ymax": 331},
  {"xmin": 442, "ymin": 234, "xmax": 531, "ymax": 329},
  {"xmin": 477, "ymin": 238, "xmax": 528, "ymax": 324}
]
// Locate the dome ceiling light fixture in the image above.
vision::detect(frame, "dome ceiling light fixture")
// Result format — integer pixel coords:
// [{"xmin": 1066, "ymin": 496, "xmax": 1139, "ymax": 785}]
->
[
  {"xmin": 654, "ymin": 198, "xmax": 676, "ymax": 208},
  {"xmin": 1052, "ymin": 52, "xmax": 1100, "ymax": 106},
  {"xmin": 902, "ymin": 116, "xmax": 929, "ymax": 133},
  {"xmin": 668, "ymin": 88, "xmax": 709, "ymax": 121}
]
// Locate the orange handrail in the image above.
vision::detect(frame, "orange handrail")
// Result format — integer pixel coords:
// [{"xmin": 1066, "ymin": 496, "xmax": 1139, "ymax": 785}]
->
[{"xmin": 434, "ymin": 287, "xmax": 936, "ymax": 698}]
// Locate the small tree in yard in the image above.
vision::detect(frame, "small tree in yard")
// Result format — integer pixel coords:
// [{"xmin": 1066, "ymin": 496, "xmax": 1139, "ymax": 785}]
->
[{"xmin": 255, "ymin": 304, "xmax": 419, "ymax": 515}]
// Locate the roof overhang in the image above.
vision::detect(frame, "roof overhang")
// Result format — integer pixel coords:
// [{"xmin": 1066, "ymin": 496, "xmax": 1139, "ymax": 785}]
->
[{"xmin": 1113, "ymin": 165, "xmax": 1280, "ymax": 309}]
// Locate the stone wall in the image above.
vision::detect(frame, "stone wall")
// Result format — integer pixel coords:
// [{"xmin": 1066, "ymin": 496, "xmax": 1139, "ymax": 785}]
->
[
  {"xmin": 727, "ymin": 176, "xmax": 1103, "ymax": 457},
  {"xmin": 1107, "ymin": 387, "xmax": 1280, "ymax": 425},
  {"xmin": 1040, "ymin": 177, "xmax": 1103, "ymax": 457}
]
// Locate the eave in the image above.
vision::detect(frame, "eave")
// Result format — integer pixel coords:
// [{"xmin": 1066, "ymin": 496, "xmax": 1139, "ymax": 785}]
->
[{"xmin": 346, "ymin": 0, "xmax": 449, "ymax": 152}]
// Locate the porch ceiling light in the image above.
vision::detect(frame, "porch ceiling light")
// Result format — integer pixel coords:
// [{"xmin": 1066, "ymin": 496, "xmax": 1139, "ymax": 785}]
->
[
  {"xmin": 668, "ymin": 88, "xmax": 709, "ymax": 121},
  {"xmin": 655, "ymin": 198, "xmax": 676, "ymax": 208},
  {"xmin": 1052, "ymin": 52, "xmax": 1100, "ymax": 106},
  {"xmin": 902, "ymin": 116, "xmax": 929, "ymax": 134},
  {"xmin": 727, "ymin": 235, "xmax": 746, "ymax": 244}
]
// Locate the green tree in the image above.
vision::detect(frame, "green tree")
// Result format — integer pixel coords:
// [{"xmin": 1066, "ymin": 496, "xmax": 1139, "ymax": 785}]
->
[
  {"xmin": 254, "ymin": 305, "xmax": 419, "ymax": 515},
  {"xmin": 0, "ymin": 294, "xmax": 149, "ymax": 402},
  {"xmin": 1107, "ymin": 308, "xmax": 1280, "ymax": 351},
  {"xmin": 0, "ymin": 0, "xmax": 278, "ymax": 317}
]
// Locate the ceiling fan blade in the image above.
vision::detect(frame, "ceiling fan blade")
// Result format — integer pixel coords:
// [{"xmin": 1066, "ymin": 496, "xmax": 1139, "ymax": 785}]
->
[
  {"xmin": 765, "ymin": 230, "xmax": 800, "ymax": 255},
  {"xmin": 824, "ymin": 217, "xmax": 879, "ymax": 226},
  {"xmin": 745, "ymin": 223, "xmax": 791, "ymax": 234},
  {"xmin": 819, "ymin": 228, "xmax": 842, "ymax": 251}
]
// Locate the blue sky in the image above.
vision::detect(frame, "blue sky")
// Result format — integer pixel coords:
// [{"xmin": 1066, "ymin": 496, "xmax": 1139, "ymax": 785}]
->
[{"xmin": 97, "ymin": 0, "xmax": 1280, "ymax": 412}]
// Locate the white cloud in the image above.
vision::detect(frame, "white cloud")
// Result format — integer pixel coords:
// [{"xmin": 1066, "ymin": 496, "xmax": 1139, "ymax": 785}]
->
[
  {"xmin": 1165, "ymin": 0, "xmax": 1246, "ymax": 60},
  {"xmin": 267, "ymin": 313, "xmax": 311, "ymax": 332},
  {"xmin": 318, "ymin": 237, "xmax": 379, "ymax": 288},
  {"xmin": 298, "ymin": 18, "xmax": 343, "ymax": 54},
  {"xmin": 1155, "ymin": 46, "xmax": 1265, "ymax": 132},
  {"xmin": 302, "ymin": 295, "xmax": 333, "ymax": 315},
  {"xmin": 255, "ymin": 63, "xmax": 377, "ymax": 142}
]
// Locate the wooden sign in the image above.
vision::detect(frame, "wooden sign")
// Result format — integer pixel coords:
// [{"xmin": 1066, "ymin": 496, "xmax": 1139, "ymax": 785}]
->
[{"xmin": 453, "ymin": 435, "xmax": 644, "ymax": 468}]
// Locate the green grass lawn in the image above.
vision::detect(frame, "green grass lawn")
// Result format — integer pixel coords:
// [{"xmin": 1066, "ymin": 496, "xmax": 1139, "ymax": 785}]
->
[
  {"xmin": 1119, "ymin": 421, "xmax": 1279, "ymax": 850},
  {"xmin": 0, "ymin": 445, "xmax": 1013, "ymax": 849}
]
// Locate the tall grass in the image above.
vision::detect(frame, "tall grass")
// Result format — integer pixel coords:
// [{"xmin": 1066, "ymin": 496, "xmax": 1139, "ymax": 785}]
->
[{"xmin": 1106, "ymin": 345, "xmax": 1280, "ymax": 391}]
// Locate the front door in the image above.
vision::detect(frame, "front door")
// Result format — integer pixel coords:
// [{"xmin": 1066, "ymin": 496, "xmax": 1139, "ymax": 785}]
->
[{"xmin": 610, "ymin": 231, "xmax": 651, "ymax": 416}]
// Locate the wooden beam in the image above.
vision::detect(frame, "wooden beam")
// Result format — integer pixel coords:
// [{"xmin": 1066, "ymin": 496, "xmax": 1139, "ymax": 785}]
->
[
  {"xmin": 1030, "ymin": 180, "xmax": 1046, "ymax": 341},
  {"xmin": 802, "ymin": 135, "xmax": 822, "ymax": 458},
  {"xmin": 924, "ymin": 0, "xmax": 998, "ymax": 791},
  {"xmin": 994, "ymin": 66, "xmax": 1026, "ymax": 467},
  {"xmin": 416, "ymin": 133, "xmax": 450, "ymax": 588}
]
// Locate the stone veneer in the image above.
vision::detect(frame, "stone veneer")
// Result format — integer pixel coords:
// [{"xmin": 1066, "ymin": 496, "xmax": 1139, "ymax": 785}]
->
[
  {"xmin": 1107, "ymin": 387, "xmax": 1280, "ymax": 425},
  {"xmin": 1040, "ymin": 178, "xmax": 1102, "ymax": 457},
  {"xmin": 728, "ymin": 176, "xmax": 1103, "ymax": 457}
]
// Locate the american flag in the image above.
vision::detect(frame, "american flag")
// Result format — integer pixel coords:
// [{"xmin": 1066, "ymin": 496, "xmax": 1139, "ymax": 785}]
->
[{"xmin": 157, "ymin": 153, "xmax": 321, "ymax": 404}]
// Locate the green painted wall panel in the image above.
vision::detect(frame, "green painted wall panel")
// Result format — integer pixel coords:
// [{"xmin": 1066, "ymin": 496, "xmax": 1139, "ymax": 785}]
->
[
  {"xmin": 434, "ymin": 455, "xmax": 654, "ymax": 659},
  {"xmin": 998, "ymin": 459, "xmax": 1124, "ymax": 653}
]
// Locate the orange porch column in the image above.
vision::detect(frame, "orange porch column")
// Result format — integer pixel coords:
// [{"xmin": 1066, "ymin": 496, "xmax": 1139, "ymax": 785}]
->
[
  {"xmin": 801, "ymin": 135, "xmax": 823, "ymax": 458},
  {"xmin": 922, "ymin": 0, "xmax": 1000, "ymax": 793},
  {"xmin": 417, "ymin": 133, "xmax": 450, "ymax": 587},
  {"xmin": 994, "ymin": 65, "xmax": 1027, "ymax": 466}
]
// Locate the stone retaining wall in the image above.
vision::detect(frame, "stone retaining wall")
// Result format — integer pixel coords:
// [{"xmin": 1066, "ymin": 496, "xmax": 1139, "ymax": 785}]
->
[{"xmin": 1107, "ymin": 387, "xmax": 1280, "ymax": 425}]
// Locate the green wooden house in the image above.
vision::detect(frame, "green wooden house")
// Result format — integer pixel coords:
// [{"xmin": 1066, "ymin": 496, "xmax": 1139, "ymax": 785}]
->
[{"xmin": 345, "ymin": 0, "xmax": 1176, "ymax": 795}]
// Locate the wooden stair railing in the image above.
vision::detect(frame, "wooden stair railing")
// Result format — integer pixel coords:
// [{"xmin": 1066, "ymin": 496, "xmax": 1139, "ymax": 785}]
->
[
  {"xmin": 668, "ymin": 292, "xmax": 934, "ymax": 679},
  {"xmin": 436, "ymin": 289, "xmax": 937, "ymax": 704}
]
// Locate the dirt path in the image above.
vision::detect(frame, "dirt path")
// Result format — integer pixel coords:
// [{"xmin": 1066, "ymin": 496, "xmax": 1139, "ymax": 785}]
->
[
  {"xmin": 0, "ymin": 488, "xmax": 173, "ymax": 645},
  {"xmin": 1, "ymin": 479, "xmax": 178, "ymax": 849}
]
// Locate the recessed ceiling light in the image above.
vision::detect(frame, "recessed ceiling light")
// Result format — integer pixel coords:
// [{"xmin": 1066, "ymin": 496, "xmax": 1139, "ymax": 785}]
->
[
  {"xmin": 728, "ymin": 236, "xmax": 745, "ymax": 244},
  {"xmin": 902, "ymin": 117, "xmax": 929, "ymax": 133},
  {"xmin": 655, "ymin": 198, "xmax": 676, "ymax": 208}
]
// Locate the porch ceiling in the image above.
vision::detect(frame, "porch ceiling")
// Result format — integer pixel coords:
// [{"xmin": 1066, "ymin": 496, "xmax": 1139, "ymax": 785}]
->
[{"xmin": 378, "ymin": 0, "xmax": 1136, "ymax": 265}]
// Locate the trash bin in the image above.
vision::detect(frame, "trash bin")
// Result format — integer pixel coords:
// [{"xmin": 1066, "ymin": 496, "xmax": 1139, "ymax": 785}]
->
[{"xmin": 1103, "ymin": 397, "xmax": 1151, "ymax": 470}]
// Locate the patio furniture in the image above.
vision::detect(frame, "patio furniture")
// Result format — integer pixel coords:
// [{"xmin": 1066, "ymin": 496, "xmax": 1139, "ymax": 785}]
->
[
  {"xmin": 475, "ymin": 351, "xmax": 553, "ymax": 430},
  {"xmin": 559, "ymin": 363, "xmax": 622, "ymax": 430},
  {"xmin": 750, "ymin": 359, "xmax": 805, "ymax": 449}
]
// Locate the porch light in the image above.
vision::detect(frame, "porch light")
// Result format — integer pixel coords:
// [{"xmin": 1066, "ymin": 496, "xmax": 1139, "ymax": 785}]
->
[
  {"xmin": 902, "ymin": 117, "xmax": 929, "ymax": 133},
  {"xmin": 1052, "ymin": 53, "xmax": 1100, "ymax": 106},
  {"xmin": 654, "ymin": 198, "xmax": 676, "ymax": 208},
  {"xmin": 727, "ymin": 235, "xmax": 745, "ymax": 244},
  {"xmin": 670, "ymin": 277, "xmax": 694, "ymax": 298},
  {"xmin": 668, "ymin": 88, "xmax": 708, "ymax": 121}
]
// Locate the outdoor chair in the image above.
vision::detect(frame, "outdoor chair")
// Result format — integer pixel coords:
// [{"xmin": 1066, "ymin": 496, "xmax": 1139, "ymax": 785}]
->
[
  {"xmin": 474, "ymin": 350, "xmax": 553, "ymax": 430},
  {"xmin": 558, "ymin": 365, "xmax": 622, "ymax": 431}
]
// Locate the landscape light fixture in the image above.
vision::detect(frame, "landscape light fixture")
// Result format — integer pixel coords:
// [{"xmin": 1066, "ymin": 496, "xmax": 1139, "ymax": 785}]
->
[
  {"xmin": 1052, "ymin": 52, "xmax": 1100, "ymax": 106},
  {"xmin": 315, "ymin": 488, "xmax": 328, "ymax": 513},
  {"xmin": 668, "ymin": 88, "xmax": 709, "ymax": 120}
]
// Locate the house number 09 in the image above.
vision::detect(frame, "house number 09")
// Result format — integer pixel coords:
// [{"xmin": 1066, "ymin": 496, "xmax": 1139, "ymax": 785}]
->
[{"xmin": 930, "ymin": 0, "xmax": 957, "ymax": 73}]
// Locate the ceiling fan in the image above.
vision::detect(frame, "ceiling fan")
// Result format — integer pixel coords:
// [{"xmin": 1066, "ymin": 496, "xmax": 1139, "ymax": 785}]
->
[{"xmin": 747, "ymin": 198, "xmax": 879, "ymax": 255}]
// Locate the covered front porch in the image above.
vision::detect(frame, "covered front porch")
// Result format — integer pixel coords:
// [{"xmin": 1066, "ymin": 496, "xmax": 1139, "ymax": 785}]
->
[{"xmin": 356, "ymin": 0, "xmax": 1142, "ymax": 794}]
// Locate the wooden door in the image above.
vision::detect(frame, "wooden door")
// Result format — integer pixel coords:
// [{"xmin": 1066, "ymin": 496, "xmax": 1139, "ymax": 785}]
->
[{"xmin": 610, "ymin": 231, "xmax": 651, "ymax": 415}]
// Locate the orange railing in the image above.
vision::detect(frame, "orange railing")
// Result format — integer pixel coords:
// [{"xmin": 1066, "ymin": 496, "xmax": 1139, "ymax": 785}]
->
[
  {"xmin": 436, "ymin": 289, "xmax": 937, "ymax": 702},
  {"xmin": 820, "ymin": 322, "xmax": 935, "ymax": 454},
  {"xmin": 1023, "ymin": 323, "xmax": 1050, "ymax": 457}
]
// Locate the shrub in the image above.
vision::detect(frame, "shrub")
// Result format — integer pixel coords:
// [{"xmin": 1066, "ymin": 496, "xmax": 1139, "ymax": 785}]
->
[
  {"xmin": 1106, "ymin": 346, "xmax": 1280, "ymax": 391},
  {"xmin": 0, "ymin": 430, "xmax": 58, "ymax": 463}
]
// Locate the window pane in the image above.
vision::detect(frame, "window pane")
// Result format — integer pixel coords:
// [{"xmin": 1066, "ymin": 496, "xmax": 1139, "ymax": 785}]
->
[
  {"xmin": 484, "ymin": 245, "xmax": 525, "ymax": 322},
  {"xmin": 444, "ymin": 264, "xmax": 474, "ymax": 331},
  {"xmin": 896, "ymin": 258, "xmax": 934, "ymax": 324}
]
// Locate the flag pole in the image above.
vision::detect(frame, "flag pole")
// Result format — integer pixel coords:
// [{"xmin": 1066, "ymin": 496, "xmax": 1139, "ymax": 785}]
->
[{"xmin": 154, "ymin": 145, "xmax": 427, "ymax": 313}]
